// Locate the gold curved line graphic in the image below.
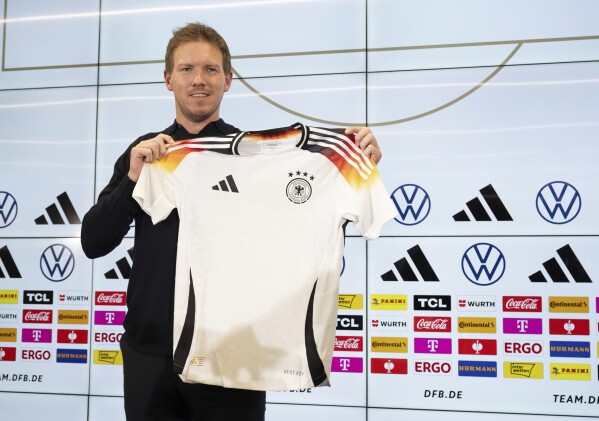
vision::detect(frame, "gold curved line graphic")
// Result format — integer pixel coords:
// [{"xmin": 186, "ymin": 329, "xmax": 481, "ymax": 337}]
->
[{"xmin": 233, "ymin": 43, "xmax": 523, "ymax": 127}]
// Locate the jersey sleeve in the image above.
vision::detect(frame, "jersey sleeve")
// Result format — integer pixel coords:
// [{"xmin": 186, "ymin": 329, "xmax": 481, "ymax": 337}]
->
[
  {"xmin": 132, "ymin": 153, "xmax": 191, "ymax": 224},
  {"xmin": 340, "ymin": 165, "xmax": 398, "ymax": 240}
]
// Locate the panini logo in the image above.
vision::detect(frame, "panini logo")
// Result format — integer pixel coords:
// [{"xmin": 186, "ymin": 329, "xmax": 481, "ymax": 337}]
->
[
  {"xmin": 549, "ymin": 318, "xmax": 590, "ymax": 335},
  {"xmin": 0, "ymin": 191, "xmax": 18, "ymax": 228},
  {"xmin": 503, "ymin": 318, "xmax": 543, "ymax": 334},
  {"xmin": 338, "ymin": 294, "xmax": 363, "ymax": 310},
  {"xmin": 414, "ymin": 360, "xmax": 452, "ymax": 376},
  {"xmin": 370, "ymin": 316, "xmax": 408, "ymax": 332},
  {"xmin": 58, "ymin": 310, "xmax": 89, "ymax": 325},
  {"xmin": 458, "ymin": 339, "xmax": 497, "ymax": 355},
  {"xmin": 536, "ymin": 181, "xmax": 581, "ymax": 224},
  {"xmin": 503, "ymin": 296, "xmax": 542, "ymax": 312},
  {"xmin": 453, "ymin": 184, "xmax": 513, "ymax": 222},
  {"xmin": 0, "ymin": 328, "xmax": 17, "ymax": 342},
  {"xmin": 457, "ymin": 296, "xmax": 496, "ymax": 312},
  {"xmin": 370, "ymin": 337, "xmax": 408, "ymax": 353},
  {"xmin": 0, "ymin": 290, "xmax": 18, "ymax": 304},
  {"xmin": 457, "ymin": 317, "xmax": 496, "ymax": 333},
  {"xmin": 23, "ymin": 290, "xmax": 53, "ymax": 305},
  {"xmin": 34, "ymin": 192, "xmax": 81, "ymax": 225},
  {"xmin": 414, "ymin": 317, "xmax": 451, "ymax": 333},
  {"xmin": 503, "ymin": 362, "xmax": 543, "ymax": 379},
  {"xmin": 458, "ymin": 360, "xmax": 497, "ymax": 377},
  {"xmin": 380, "ymin": 245, "xmax": 439, "ymax": 282},
  {"xmin": 550, "ymin": 363, "xmax": 591, "ymax": 381},
  {"xmin": 59, "ymin": 291, "xmax": 90, "ymax": 305},
  {"xmin": 549, "ymin": 341, "xmax": 590, "ymax": 358},
  {"xmin": 56, "ymin": 348, "xmax": 88, "ymax": 364},
  {"xmin": 461, "ymin": 243, "xmax": 505, "ymax": 286},
  {"xmin": 0, "ymin": 246, "xmax": 22, "ymax": 278},
  {"xmin": 529, "ymin": 244, "xmax": 591, "ymax": 283},
  {"xmin": 370, "ymin": 295, "xmax": 407, "ymax": 310},
  {"xmin": 548, "ymin": 297, "xmax": 589, "ymax": 313},
  {"xmin": 390, "ymin": 184, "xmax": 431, "ymax": 226},
  {"xmin": 104, "ymin": 247, "xmax": 134, "ymax": 279},
  {"xmin": 57, "ymin": 329, "xmax": 88, "ymax": 344},
  {"xmin": 504, "ymin": 341, "xmax": 543, "ymax": 356},
  {"xmin": 93, "ymin": 350, "xmax": 123, "ymax": 365},
  {"xmin": 371, "ymin": 358, "xmax": 408, "ymax": 374},
  {"xmin": 0, "ymin": 310, "xmax": 18, "ymax": 323}
]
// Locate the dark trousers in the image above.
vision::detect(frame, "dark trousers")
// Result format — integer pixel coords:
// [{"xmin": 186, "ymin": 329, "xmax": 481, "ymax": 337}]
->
[{"xmin": 120, "ymin": 335, "xmax": 266, "ymax": 421}]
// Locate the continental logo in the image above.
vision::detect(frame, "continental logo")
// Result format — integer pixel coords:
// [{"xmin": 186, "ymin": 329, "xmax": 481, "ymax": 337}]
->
[
  {"xmin": 503, "ymin": 362, "xmax": 543, "ymax": 379},
  {"xmin": 93, "ymin": 350, "xmax": 123, "ymax": 365},
  {"xmin": 0, "ymin": 290, "xmax": 18, "ymax": 304},
  {"xmin": 338, "ymin": 294, "xmax": 363, "ymax": 310},
  {"xmin": 370, "ymin": 337, "xmax": 408, "ymax": 353},
  {"xmin": 57, "ymin": 310, "xmax": 89, "ymax": 325},
  {"xmin": 548, "ymin": 296, "xmax": 589, "ymax": 313},
  {"xmin": 457, "ymin": 317, "xmax": 496, "ymax": 333},
  {"xmin": 370, "ymin": 295, "xmax": 408, "ymax": 310},
  {"xmin": 550, "ymin": 363, "xmax": 591, "ymax": 381},
  {"xmin": 0, "ymin": 328, "xmax": 17, "ymax": 342}
]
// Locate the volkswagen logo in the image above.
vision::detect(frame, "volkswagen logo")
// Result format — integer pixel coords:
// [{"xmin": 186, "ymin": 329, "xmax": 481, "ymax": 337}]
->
[
  {"xmin": 40, "ymin": 244, "xmax": 75, "ymax": 282},
  {"xmin": 536, "ymin": 181, "xmax": 581, "ymax": 224},
  {"xmin": 461, "ymin": 243, "xmax": 505, "ymax": 286},
  {"xmin": 0, "ymin": 192, "xmax": 18, "ymax": 228},
  {"xmin": 391, "ymin": 184, "xmax": 431, "ymax": 226}
]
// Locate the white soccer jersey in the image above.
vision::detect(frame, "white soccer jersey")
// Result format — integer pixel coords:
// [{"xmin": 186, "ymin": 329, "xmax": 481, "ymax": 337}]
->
[{"xmin": 133, "ymin": 123, "xmax": 397, "ymax": 391}]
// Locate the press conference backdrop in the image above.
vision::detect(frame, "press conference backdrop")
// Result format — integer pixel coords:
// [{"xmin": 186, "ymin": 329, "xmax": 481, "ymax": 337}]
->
[{"xmin": 1, "ymin": 1, "xmax": 598, "ymax": 420}]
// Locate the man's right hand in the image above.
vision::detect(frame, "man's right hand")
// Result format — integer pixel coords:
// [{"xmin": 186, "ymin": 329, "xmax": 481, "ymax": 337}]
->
[{"xmin": 128, "ymin": 134, "xmax": 175, "ymax": 182}]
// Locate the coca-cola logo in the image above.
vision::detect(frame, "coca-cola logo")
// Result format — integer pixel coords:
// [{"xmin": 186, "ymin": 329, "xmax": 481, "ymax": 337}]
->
[
  {"xmin": 503, "ymin": 296, "xmax": 542, "ymax": 312},
  {"xmin": 95, "ymin": 291, "xmax": 126, "ymax": 306},
  {"xmin": 22, "ymin": 310, "xmax": 53, "ymax": 324},
  {"xmin": 414, "ymin": 317, "xmax": 451, "ymax": 332},
  {"xmin": 334, "ymin": 336, "xmax": 363, "ymax": 352}
]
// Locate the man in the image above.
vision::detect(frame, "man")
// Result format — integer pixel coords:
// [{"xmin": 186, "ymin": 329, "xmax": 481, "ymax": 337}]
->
[{"xmin": 81, "ymin": 22, "xmax": 382, "ymax": 420}]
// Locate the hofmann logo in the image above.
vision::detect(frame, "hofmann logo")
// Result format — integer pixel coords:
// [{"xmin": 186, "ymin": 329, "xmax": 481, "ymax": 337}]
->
[
  {"xmin": 390, "ymin": 184, "xmax": 431, "ymax": 225},
  {"xmin": 370, "ymin": 295, "xmax": 408, "ymax": 310},
  {"xmin": 0, "ymin": 290, "xmax": 18, "ymax": 304},
  {"xmin": 461, "ymin": 243, "xmax": 505, "ymax": 286},
  {"xmin": 0, "ymin": 192, "xmax": 18, "ymax": 228},
  {"xmin": 536, "ymin": 181, "xmax": 581, "ymax": 224},
  {"xmin": 338, "ymin": 294, "xmax": 363, "ymax": 310},
  {"xmin": 40, "ymin": 244, "xmax": 74, "ymax": 282},
  {"xmin": 548, "ymin": 297, "xmax": 589, "ymax": 313}
]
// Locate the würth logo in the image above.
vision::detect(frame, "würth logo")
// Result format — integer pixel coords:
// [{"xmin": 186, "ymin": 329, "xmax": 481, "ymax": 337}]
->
[
  {"xmin": 40, "ymin": 244, "xmax": 75, "ymax": 282},
  {"xmin": 381, "ymin": 245, "xmax": 439, "ymax": 282},
  {"xmin": 0, "ymin": 192, "xmax": 18, "ymax": 228},
  {"xmin": 453, "ymin": 184, "xmax": 513, "ymax": 222},
  {"xmin": 529, "ymin": 244, "xmax": 591, "ymax": 283},
  {"xmin": 390, "ymin": 184, "xmax": 431, "ymax": 225},
  {"xmin": 536, "ymin": 181, "xmax": 581, "ymax": 224},
  {"xmin": 212, "ymin": 175, "xmax": 239, "ymax": 193},
  {"xmin": 0, "ymin": 246, "xmax": 22, "ymax": 279},
  {"xmin": 35, "ymin": 192, "xmax": 81, "ymax": 225},
  {"xmin": 104, "ymin": 247, "xmax": 134, "ymax": 279}
]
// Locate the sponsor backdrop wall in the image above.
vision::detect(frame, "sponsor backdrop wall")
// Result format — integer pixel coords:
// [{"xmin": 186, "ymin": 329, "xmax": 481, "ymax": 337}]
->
[{"xmin": 1, "ymin": 1, "xmax": 598, "ymax": 420}]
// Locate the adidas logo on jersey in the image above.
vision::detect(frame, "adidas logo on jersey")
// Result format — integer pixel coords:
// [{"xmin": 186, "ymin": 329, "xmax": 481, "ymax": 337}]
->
[
  {"xmin": 212, "ymin": 175, "xmax": 239, "ymax": 193},
  {"xmin": 35, "ymin": 192, "xmax": 81, "ymax": 225}
]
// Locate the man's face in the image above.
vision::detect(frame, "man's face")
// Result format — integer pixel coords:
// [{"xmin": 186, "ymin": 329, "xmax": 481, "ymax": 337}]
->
[{"xmin": 165, "ymin": 40, "xmax": 232, "ymax": 129}]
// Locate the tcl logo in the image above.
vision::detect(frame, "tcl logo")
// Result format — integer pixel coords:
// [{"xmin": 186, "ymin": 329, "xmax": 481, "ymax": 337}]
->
[
  {"xmin": 94, "ymin": 332, "xmax": 123, "ymax": 344},
  {"xmin": 504, "ymin": 341, "xmax": 543, "ymax": 355},
  {"xmin": 23, "ymin": 291, "xmax": 54, "ymax": 305},
  {"xmin": 336, "ymin": 315, "xmax": 363, "ymax": 331},
  {"xmin": 22, "ymin": 310, "xmax": 52, "ymax": 324},
  {"xmin": 21, "ymin": 349, "xmax": 51, "ymax": 362},
  {"xmin": 414, "ymin": 360, "xmax": 451, "ymax": 375},
  {"xmin": 413, "ymin": 295, "xmax": 451, "ymax": 311},
  {"xmin": 95, "ymin": 291, "xmax": 126, "ymax": 306}
]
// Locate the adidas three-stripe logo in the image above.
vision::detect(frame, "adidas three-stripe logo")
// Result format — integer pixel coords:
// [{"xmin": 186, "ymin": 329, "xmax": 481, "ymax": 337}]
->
[
  {"xmin": 105, "ymin": 247, "xmax": 134, "ymax": 279},
  {"xmin": 381, "ymin": 245, "xmax": 440, "ymax": 282},
  {"xmin": 35, "ymin": 192, "xmax": 81, "ymax": 225},
  {"xmin": 529, "ymin": 244, "xmax": 592, "ymax": 283},
  {"xmin": 453, "ymin": 184, "xmax": 513, "ymax": 222},
  {"xmin": 212, "ymin": 175, "xmax": 239, "ymax": 193},
  {"xmin": 0, "ymin": 246, "xmax": 22, "ymax": 278}
]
